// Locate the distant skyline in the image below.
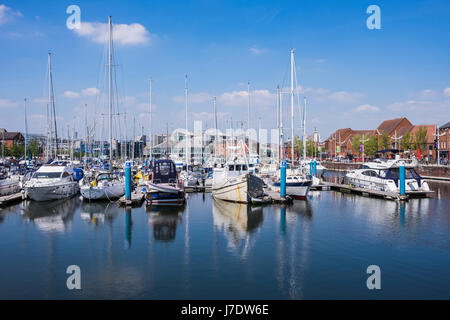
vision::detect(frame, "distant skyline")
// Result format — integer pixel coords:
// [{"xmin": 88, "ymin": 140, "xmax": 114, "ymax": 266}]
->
[{"xmin": 0, "ymin": 0, "xmax": 449, "ymax": 141}]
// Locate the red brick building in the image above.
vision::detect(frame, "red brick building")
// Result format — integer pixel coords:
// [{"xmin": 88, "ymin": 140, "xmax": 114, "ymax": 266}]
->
[
  {"xmin": 438, "ymin": 122, "xmax": 450, "ymax": 161},
  {"xmin": 323, "ymin": 118, "xmax": 440, "ymax": 160},
  {"xmin": 0, "ymin": 129, "xmax": 24, "ymax": 149}
]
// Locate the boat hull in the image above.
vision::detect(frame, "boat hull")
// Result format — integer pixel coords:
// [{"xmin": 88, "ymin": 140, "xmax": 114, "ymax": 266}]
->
[
  {"xmin": 145, "ymin": 183, "xmax": 186, "ymax": 205},
  {"xmin": 269, "ymin": 181, "xmax": 311, "ymax": 200},
  {"xmin": 0, "ymin": 179, "xmax": 21, "ymax": 196},
  {"xmin": 26, "ymin": 182, "xmax": 80, "ymax": 202},
  {"xmin": 80, "ymin": 183, "xmax": 125, "ymax": 200}
]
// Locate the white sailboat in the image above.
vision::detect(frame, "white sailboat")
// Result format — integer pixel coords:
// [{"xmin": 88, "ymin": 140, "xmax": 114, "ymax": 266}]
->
[
  {"xmin": 80, "ymin": 16, "xmax": 125, "ymax": 201},
  {"xmin": 212, "ymin": 141, "xmax": 268, "ymax": 204},
  {"xmin": 267, "ymin": 49, "xmax": 311, "ymax": 200}
]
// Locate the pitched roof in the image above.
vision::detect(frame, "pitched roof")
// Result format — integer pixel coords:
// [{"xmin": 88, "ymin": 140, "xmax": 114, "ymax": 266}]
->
[
  {"xmin": 440, "ymin": 121, "xmax": 450, "ymax": 129},
  {"xmin": 1, "ymin": 131, "xmax": 23, "ymax": 140},
  {"xmin": 376, "ymin": 117, "xmax": 412, "ymax": 135}
]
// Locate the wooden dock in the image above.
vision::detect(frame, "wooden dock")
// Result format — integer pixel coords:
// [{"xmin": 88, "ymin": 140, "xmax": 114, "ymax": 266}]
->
[
  {"xmin": 0, "ymin": 192, "xmax": 24, "ymax": 206},
  {"xmin": 119, "ymin": 191, "xmax": 145, "ymax": 207},
  {"xmin": 264, "ymin": 190, "xmax": 293, "ymax": 204},
  {"xmin": 324, "ymin": 182, "xmax": 410, "ymax": 201}
]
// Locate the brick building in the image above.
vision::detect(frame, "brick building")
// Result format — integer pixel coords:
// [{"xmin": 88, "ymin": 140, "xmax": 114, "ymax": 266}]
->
[
  {"xmin": 438, "ymin": 122, "xmax": 450, "ymax": 161},
  {"xmin": 323, "ymin": 118, "xmax": 441, "ymax": 161},
  {"xmin": 0, "ymin": 129, "xmax": 24, "ymax": 149}
]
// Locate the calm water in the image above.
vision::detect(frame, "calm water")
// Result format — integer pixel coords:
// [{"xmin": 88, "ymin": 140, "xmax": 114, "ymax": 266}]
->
[{"xmin": 0, "ymin": 181, "xmax": 449, "ymax": 299}]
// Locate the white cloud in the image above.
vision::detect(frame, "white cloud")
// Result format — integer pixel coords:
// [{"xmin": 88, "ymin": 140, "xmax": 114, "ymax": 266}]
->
[
  {"xmin": 73, "ymin": 21, "xmax": 153, "ymax": 46},
  {"xmin": 303, "ymin": 87, "xmax": 363, "ymax": 104},
  {"xmin": 0, "ymin": 98, "xmax": 17, "ymax": 108},
  {"xmin": 0, "ymin": 4, "xmax": 22, "ymax": 25},
  {"xmin": 63, "ymin": 91, "xmax": 80, "ymax": 99},
  {"xmin": 355, "ymin": 104, "xmax": 380, "ymax": 113},
  {"xmin": 81, "ymin": 87, "xmax": 100, "ymax": 96},
  {"xmin": 327, "ymin": 91, "xmax": 363, "ymax": 103},
  {"xmin": 444, "ymin": 87, "xmax": 450, "ymax": 97},
  {"xmin": 218, "ymin": 89, "xmax": 275, "ymax": 108},
  {"xmin": 418, "ymin": 89, "xmax": 436, "ymax": 99},
  {"xmin": 249, "ymin": 46, "xmax": 266, "ymax": 55}
]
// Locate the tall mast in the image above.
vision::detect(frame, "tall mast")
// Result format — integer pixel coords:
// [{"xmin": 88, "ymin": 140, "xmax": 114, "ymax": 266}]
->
[
  {"xmin": 47, "ymin": 54, "xmax": 52, "ymax": 160},
  {"xmin": 279, "ymin": 85, "xmax": 284, "ymax": 162},
  {"xmin": 108, "ymin": 16, "xmax": 113, "ymax": 165},
  {"xmin": 132, "ymin": 116, "xmax": 135, "ymax": 160},
  {"xmin": 290, "ymin": 48, "xmax": 295, "ymax": 166},
  {"xmin": 277, "ymin": 85, "xmax": 280, "ymax": 164},
  {"xmin": 149, "ymin": 78, "xmax": 153, "ymax": 161},
  {"xmin": 303, "ymin": 97, "xmax": 307, "ymax": 160},
  {"xmin": 24, "ymin": 98, "xmax": 28, "ymax": 162},
  {"xmin": 85, "ymin": 103, "xmax": 88, "ymax": 162},
  {"xmin": 214, "ymin": 96, "xmax": 218, "ymax": 159},
  {"xmin": 185, "ymin": 75, "xmax": 189, "ymax": 167},
  {"xmin": 48, "ymin": 52, "xmax": 58, "ymax": 158},
  {"xmin": 247, "ymin": 81, "xmax": 251, "ymax": 132}
]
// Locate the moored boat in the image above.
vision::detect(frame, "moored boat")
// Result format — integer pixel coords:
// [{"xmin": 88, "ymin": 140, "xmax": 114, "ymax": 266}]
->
[
  {"xmin": 24, "ymin": 161, "xmax": 80, "ymax": 201},
  {"xmin": 145, "ymin": 159, "xmax": 186, "ymax": 205}
]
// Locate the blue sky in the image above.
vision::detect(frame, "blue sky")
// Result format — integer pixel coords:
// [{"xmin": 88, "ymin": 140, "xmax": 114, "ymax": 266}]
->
[{"xmin": 0, "ymin": 0, "xmax": 449, "ymax": 141}]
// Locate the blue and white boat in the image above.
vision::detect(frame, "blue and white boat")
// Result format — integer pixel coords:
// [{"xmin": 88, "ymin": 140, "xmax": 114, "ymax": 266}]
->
[{"xmin": 145, "ymin": 160, "xmax": 186, "ymax": 205}]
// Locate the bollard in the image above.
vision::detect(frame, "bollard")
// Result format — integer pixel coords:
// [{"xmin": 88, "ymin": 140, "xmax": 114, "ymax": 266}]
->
[
  {"xmin": 313, "ymin": 159, "xmax": 317, "ymax": 177},
  {"xmin": 399, "ymin": 161, "xmax": 405, "ymax": 196},
  {"xmin": 280, "ymin": 161, "xmax": 287, "ymax": 198},
  {"xmin": 125, "ymin": 161, "xmax": 131, "ymax": 200}
]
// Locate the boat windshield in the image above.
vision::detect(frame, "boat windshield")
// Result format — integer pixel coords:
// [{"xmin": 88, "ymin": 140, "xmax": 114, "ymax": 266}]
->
[
  {"xmin": 380, "ymin": 168, "xmax": 422, "ymax": 180},
  {"xmin": 33, "ymin": 172, "xmax": 61, "ymax": 179}
]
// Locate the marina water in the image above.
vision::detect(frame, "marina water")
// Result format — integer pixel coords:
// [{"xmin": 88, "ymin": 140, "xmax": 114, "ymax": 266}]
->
[{"xmin": 0, "ymin": 177, "xmax": 449, "ymax": 299}]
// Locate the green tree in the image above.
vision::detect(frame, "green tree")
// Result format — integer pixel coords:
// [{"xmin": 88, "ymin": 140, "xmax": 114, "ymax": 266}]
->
[
  {"xmin": 294, "ymin": 135, "xmax": 301, "ymax": 156},
  {"xmin": 365, "ymin": 135, "xmax": 379, "ymax": 157},
  {"xmin": 28, "ymin": 140, "xmax": 40, "ymax": 158},
  {"xmin": 413, "ymin": 126, "xmax": 428, "ymax": 151},
  {"xmin": 351, "ymin": 134, "xmax": 362, "ymax": 156},
  {"xmin": 400, "ymin": 131, "xmax": 412, "ymax": 151},
  {"xmin": 7, "ymin": 143, "xmax": 24, "ymax": 158},
  {"xmin": 380, "ymin": 133, "xmax": 391, "ymax": 150}
]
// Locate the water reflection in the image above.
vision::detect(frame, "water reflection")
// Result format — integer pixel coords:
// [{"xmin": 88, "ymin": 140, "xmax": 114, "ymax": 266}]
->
[
  {"xmin": 276, "ymin": 200, "xmax": 313, "ymax": 300},
  {"xmin": 212, "ymin": 199, "xmax": 263, "ymax": 257},
  {"xmin": 21, "ymin": 197, "xmax": 79, "ymax": 233},
  {"xmin": 147, "ymin": 205, "xmax": 185, "ymax": 242},
  {"xmin": 80, "ymin": 201, "xmax": 120, "ymax": 226}
]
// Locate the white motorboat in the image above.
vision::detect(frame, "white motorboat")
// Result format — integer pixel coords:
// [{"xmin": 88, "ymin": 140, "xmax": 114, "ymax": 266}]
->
[
  {"xmin": 80, "ymin": 171, "xmax": 125, "ymax": 200},
  {"xmin": 24, "ymin": 161, "xmax": 80, "ymax": 201},
  {"xmin": 0, "ymin": 170, "xmax": 21, "ymax": 196},
  {"xmin": 266, "ymin": 168, "xmax": 311, "ymax": 200},
  {"xmin": 345, "ymin": 157, "xmax": 431, "ymax": 196},
  {"xmin": 212, "ymin": 159, "xmax": 268, "ymax": 204}
]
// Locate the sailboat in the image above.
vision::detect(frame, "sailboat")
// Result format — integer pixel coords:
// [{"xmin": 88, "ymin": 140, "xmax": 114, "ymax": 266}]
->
[
  {"xmin": 212, "ymin": 140, "xmax": 269, "ymax": 204},
  {"xmin": 266, "ymin": 49, "xmax": 311, "ymax": 200},
  {"xmin": 24, "ymin": 54, "xmax": 80, "ymax": 201},
  {"xmin": 80, "ymin": 16, "xmax": 125, "ymax": 201}
]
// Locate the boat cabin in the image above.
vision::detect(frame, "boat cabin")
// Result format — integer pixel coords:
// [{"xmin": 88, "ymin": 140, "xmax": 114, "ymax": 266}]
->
[{"xmin": 152, "ymin": 160, "xmax": 178, "ymax": 184}]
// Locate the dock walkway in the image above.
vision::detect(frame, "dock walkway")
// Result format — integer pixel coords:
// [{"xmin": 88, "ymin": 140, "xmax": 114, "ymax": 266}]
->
[
  {"xmin": 0, "ymin": 192, "xmax": 23, "ymax": 206},
  {"xmin": 119, "ymin": 191, "xmax": 145, "ymax": 207},
  {"xmin": 323, "ymin": 182, "xmax": 423, "ymax": 201}
]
